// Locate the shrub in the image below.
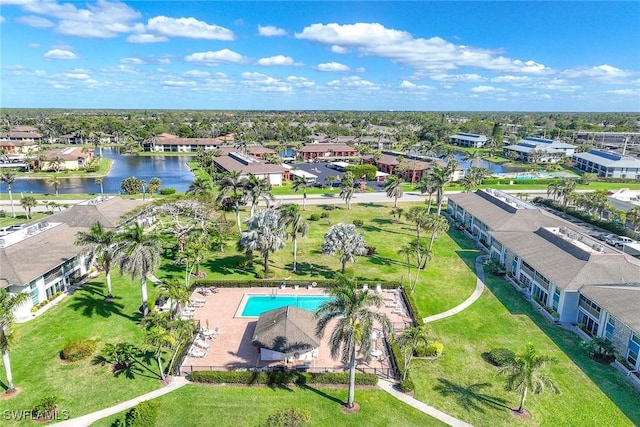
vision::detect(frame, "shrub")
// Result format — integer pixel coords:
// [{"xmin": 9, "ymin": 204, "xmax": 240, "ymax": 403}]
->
[
  {"xmin": 255, "ymin": 270, "xmax": 266, "ymax": 279},
  {"xmin": 159, "ymin": 187, "xmax": 176, "ymax": 195},
  {"xmin": 31, "ymin": 396, "xmax": 59, "ymax": 420},
  {"xmin": 365, "ymin": 246, "xmax": 377, "ymax": 255},
  {"xmin": 399, "ymin": 377, "xmax": 415, "ymax": 393},
  {"xmin": 352, "ymin": 219, "xmax": 364, "ymax": 227},
  {"xmin": 320, "ymin": 212, "xmax": 329, "ymax": 218},
  {"xmin": 189, "ymin": 370, "xmax": 378, "ymax": 386},
  {"xmin": 414, "ymin": 345, "xmax": 428, "ymax": 357},
  {"xmin": 61, "ymin": 339, "xmax": 98, "ymax": 362},
  {"xmin": 487, "ymin": 348, "xmax": 516, "ymax": 366},
  {"xmin": 308, "ymin": 214, "xmax": 320, "ymax": 221},
  {"xmin": 262, "ymin": 407, "xmax": 311, "ymax": 427},
  {"xmin": 423, "ymin": 341, "xmax": 444, "ymax": 357},
  {"xmin": 0, "ymin": 211, "xmax": 6, "ymax": 218},
  {"xmin": 125, "ymin": 401, "xmax": 159, "ymax": 427}
]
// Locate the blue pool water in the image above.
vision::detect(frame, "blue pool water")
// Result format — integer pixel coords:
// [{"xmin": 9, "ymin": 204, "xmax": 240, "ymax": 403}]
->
[{"xmin": 241, "ymin": 295, "xmax": 332, "ymax": 317}]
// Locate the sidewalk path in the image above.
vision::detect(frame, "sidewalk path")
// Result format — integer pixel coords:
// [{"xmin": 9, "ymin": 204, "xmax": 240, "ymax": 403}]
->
[
  {"xmin": 377, "ymin": 379, "xmax": 473, "ymax": 427},
  {"xmin": 55, "ymin": 377, "xmax": 189, "ymax": 427},
  {"xmin": 423, "ymin": 255, "xmax": 489, "ymax": 324}
]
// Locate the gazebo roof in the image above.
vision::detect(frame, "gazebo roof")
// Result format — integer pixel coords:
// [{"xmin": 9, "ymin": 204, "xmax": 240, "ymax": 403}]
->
[{"xmin": 252, "ymin": 306, "xmax": 320, "ymax": 354}]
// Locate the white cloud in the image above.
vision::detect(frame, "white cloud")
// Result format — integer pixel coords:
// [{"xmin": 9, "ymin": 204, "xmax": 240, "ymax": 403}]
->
[
  {"xmin": 490, "ymin": 75, "xmax": 531, "ymax": 83},
  {"xmin": 44, "ymin": 48, "xmax": 77, "ymax": 60},
  {"xmin": 470, "ymin": 85, "xmax": 506, "ymax": 93},
  {"xmin": 185, "ymin": 49, "xmax": 245, "ymax": 65},
  {"xmin": 258, "ymin": 25, "xmax": 286, "ymax": 37},
  {"xmin": 183, "ymin": 70, "xmax": 210, "ymax": 78},
  {"xmin": 127, "ymin": 33, "xmax": 168, "ymax": 43},
  {"xmin": 606, "ymin": 89, "xmax": 637, "ymax": 96},
  {"xmin": 62, "ymin": 70, "xmax": 90, "ymax": 80},
  {"xmin": 287, "ymin": 76, "xmax": 315, "ymax": 87},
  {"xmin": 145, "ymin": 16, "xmax": 234, "ymax": 40},
  {"xmin": 316, "ymin": 62, "xmax": 350, "ymax": 72},
  {"xmin": 327, "ymin": 76, "xmax": 379, "ymax": 89},
  {"xmin": 0, "ymin": 16, "xmax": 5, "ymax": 24},
  {"xmin": 241, "ymin": 72, "xmax": 292, "ymax": 92},
  {"xmin": 257, "ymin": 55, "xmax": 295, "ymax": 67},
  {"xmin": 560, "ymin": 64, "xmax": 629, "ymax": 82},
  {"xmin": 28, "ymin": 42, "xmax": 40, "ymax": 48},
  {"xmin": 399, "ymin": 80, "xmax": 433, "ymax": 90},
  {"xmin": 331, "ymin": 45, "xmax": 348, "ymax": 54},
  {"xmin": 162, "ymin": 80, "xmax": 197, "ymax": 87},
  {"xmin": 17, "ymin": 15, "xmax": 54, "ymax": 27},
  {"xmin": 22, "ymin": 0, "xmax": 142, "ymax": 38},
  {"xmin": 120, "ymin": 57, "xmax": 145, "ymax": 65},
  {"xmin": 297, "ymin": 22, "xmax": 551, "ymax": 75},
  {"xmin": 430, "ymin": 73, "xmax": 485, "ymax": 83}
]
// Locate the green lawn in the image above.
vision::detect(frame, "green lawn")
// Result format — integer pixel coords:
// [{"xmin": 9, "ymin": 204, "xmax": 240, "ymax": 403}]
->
[
  {"xmin": 91, "ymin": 384, "xmax": 445, "ymax": 427},
  {"xmin": 409, "ymin": 266, "xmax": 640, "ymax": 426},
  {"xmin": 0, "ymin": 274, "xmax": 165, "ymax": 426}
]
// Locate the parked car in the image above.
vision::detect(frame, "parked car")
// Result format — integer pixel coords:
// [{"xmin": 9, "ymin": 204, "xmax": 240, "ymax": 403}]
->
[
  {"xmin": 605, "ymin": 235, "xmax": 636, "ymax": 247},
  {"xmin": 595, "ymin": 233, "xmax": 617, "ymax": 242}
]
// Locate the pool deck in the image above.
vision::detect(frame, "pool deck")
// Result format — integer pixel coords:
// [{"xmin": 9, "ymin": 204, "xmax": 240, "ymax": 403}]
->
[{"xmin": 179, "ymin": 286, "xmax": 412, "ymax": 376}]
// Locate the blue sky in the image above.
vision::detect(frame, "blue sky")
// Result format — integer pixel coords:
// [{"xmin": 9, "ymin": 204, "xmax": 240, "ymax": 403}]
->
[{"xmin": 1, "ymin": 1, "xmax": 639, "ymax": 111}]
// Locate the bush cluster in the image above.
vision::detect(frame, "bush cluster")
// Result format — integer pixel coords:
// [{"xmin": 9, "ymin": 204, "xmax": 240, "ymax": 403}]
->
[
  {"xmin": 159, "ymin": 187, "xmax": 176, "ymax": 195},
  {"xmin": 415, "ymin": 341, "xmax": 444, "ymax": 357},
  {"xmin": 31, "ymin": 396, "xmax": 59, "ymax": 420},
  {"xmin": 352, "ymin": 219, "xmax": 364, "ymax": 227},
  {"xmin": 399, "ymin": 377, "xmax": 415, "ymax": 393},
  {"xmin": 193, "ymin": 279, "xmax": 396, "ymax": 289},
  {"xmin": 121, "ymin": 401, "xmax": 159, "ymax": 427},
  {"xmin": 320, "ymin": 212, "xmax": 330, "ymax": 218},
  {"xmin": 308, "ymin": 214, "xmax": 321, "ymax": 221},
  {"xmin": 487, "ymin": 348, "xmax": 516, "ymax": 366},
  {"xmin": 61, "ymin": 339, "xmax": 98, "ymax": 362},
  {"xmin": 189, "ymin": 370, "xmax": 378, "ymax": 386},
  {"xmin": 399, "ymin": 286, "xmax": 423, "ymax": 326},
  {"xmin": 481, "ymin": 178, "xmax": 561, "ymax": 185}
]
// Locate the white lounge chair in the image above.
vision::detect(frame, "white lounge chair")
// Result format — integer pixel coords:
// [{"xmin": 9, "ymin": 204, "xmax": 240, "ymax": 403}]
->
[
  {"xmin": 371, "ymin": 349, "xmax": 383, "ymax": 359},
  {"xmin": 201, "ymin": 327, "xmax": 219, "ymax": 339},
  {"xmin": 188, "ymin": 348, "xmax": 207, "ymax": 358},
  {"xmin": 192, "ymin": 298, "xmax": 206, "ymax": 305},
  {"xmin": 194, "ymin": 338, "xmax": 210, "ymax": 349}
]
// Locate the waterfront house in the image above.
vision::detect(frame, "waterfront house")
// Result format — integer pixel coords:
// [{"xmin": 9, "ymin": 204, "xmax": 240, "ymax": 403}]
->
[
  {"xmin": 503, "ymin": 137, "xmax": 576, "ymax": 163},
  {"xmin": 35, "ymin": 147, "xmax": 94, "ymax": 171},
  {"xmin": 571, "ymin": 149, "xmax": 640, "ymax": 179},
  {"xmin": 450, "ymin": 132, "xmax": 488, "ymax": 148},
  {"xmin": 145, "ymin": 133, "xmax": 235, "ymax": 152},
  {"xmin": 295, "ymin": 143, "xmax": 358, "ymax": 161},
  {"xmin": 213, "ymin": 152, "xmax": 290, "ymax": 186}
]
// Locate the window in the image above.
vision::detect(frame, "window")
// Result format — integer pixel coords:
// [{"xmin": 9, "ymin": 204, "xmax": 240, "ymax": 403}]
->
[
  {"xmin": 628, "ymin": 334, "xmax": 639, "ymax": 368},
  {"xmin": 532, "ymin": 285, "xmax": 548, "ymax": 306},
  {"xmin": 605, "ymin": 316, "xmax": 615, "ymax": 341},
  {"xmin": 578, "ymin": 311, "xmax": 599, "ymax": 336},
  {"xmin": 552, "ymin": 288, "xmax": 560, "ymax": 312}
]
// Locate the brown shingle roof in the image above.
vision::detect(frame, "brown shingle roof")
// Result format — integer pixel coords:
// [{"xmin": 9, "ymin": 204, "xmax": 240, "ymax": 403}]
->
[
  {"xmin": 48, "ymin": 197, "xmax": 147, "ymax": 229},
  {"xmin": 252, "ymin": 306, "xmax": 320, "ymax": 353},
  {"xmin": 580, "ymin": 284, "xmax": 640, "ymax": 332},
  {"xmin": 214, "ymin": 155, "xmax": 287, "ymax": 175},
  {"xmin": 297, "ymin": 143, "xmax": 356, "ymax": 153}
]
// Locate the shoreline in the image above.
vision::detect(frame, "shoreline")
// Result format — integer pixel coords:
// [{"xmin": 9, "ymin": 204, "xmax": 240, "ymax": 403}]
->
[{"xmin": 12, "ymin": 158, "xmax": 114, "ymax": 180}]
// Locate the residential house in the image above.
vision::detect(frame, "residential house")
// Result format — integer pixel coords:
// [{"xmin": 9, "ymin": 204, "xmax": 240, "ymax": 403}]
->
[
  {"xmin": 503, "ymin": 137, "xmax": 576, "ymax": 163},
  {"xmin": 447, "ymin": 189, "xmax": 640, "ymax": 373},
  {"xmin": 295, "ymin": 143, "xmax": 358, "ymax": 161},
  {"xmin": 450, "ymin": 132, "xmax": 488, "ymax": 148},
  {"xmin": 362, "ymin": 153, "xmax": 463, "ymax": 183},
  {"xmin": 35, "ymin": 147, "xmax": 94, "ymax": 171},
  {"xmin": 214, "ymin": 152, "xmax": 290, "ymax": 186},
  {"xmin": 0, "ymin": 196, "xmax": 150, "ymax": 320},
  {"xmin": 144, "ymin": 133, "xmax": 235, "ymax": 152},
  {"xmin": 571, "ymin": 149, "xmax": 640, "ymax": 179}
]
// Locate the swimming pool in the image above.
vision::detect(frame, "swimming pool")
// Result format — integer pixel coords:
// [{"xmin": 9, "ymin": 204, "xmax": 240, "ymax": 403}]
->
[{"xmin": 238, "ymin": 295, "xmax": 332, "ymax": 317}]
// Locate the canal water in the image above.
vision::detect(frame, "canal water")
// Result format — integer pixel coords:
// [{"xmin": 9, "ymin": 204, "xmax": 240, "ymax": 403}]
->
[{"xmin": 1, "ymin": 148, "xmax": 195, "ymax": 194}]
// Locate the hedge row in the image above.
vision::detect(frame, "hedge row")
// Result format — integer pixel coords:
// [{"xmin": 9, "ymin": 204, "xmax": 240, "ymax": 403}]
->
[
  {"xmin": 480, "ymin": 178, "xmax": 562, "ymax": 185},
  {"xmin": 189, "ymin": 370, "xmax": 378, "ymax": 386},
  {"xmin": 399, "ymin": 286, "xmax": 423, "ymax": 326},
  {"xmin": 192, "ymin": 279, "xmax": 397, "ymax": 289}
]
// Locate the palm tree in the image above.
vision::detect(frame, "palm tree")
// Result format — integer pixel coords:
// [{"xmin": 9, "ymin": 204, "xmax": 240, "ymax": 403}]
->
[
  {"xmin": 75, "ymin": 222, "xmax": 119, "ymax": 299},
  {"xmin": 384, "ymin": 175, "xmax": 404, "ymax": 207},
  {"xmin": 278, "ymin": 204, "xmax": 309, "ymax": 272},
  {"xmin": 95, "ymin": 176, "xmax": 104, "ymax": 195},
  {"xmin": 626, "ymin": 206, "xmax": 640, "ymax": 232},
  {"xmin": 244, "ymin": 174, "xmax": 274, "ymax": 217},
  {"xmin": 291, "ymin": 176, "xmax": 310, "ymax": 211},
  {"xmin": 396, "ymin": 325, "xmax": 430, "ymax": 381},
  {"xmin": 49, "ymin": 156, "xmax": 64, "ymax": 172},
  {"xmin": 0, "ymin": 289, "xmax": 29, "ymax": 393},
  {"xmin": 0, "ymin": 171, "xmax": 17, "ymax": 218},
  {"xmin": 20, "ymin": 196, "xmax": 37, "ymax": 219},
  {"xmin": 425, "ymin": 213, "xmax": 450, "ymax": 254},
  {"xmin": 459, "ymin": 175, "xmax": 476, "ymax": 193},
  {"xmin": 339, "ymin": 171, "xmax": 355, "ymax": 210},
  {"xmin": 216, "ymin": 171, "xmax": 247, "ymax": 232},
  {"xmin": 498, "ymin": 343, "xmax": 560, "ymax": 415},
  {"xmin": 315, "ymin": 275, "xmax": 391, "ymax": 409},
  {"xmin": 147, "ymin": 177, "xmax": 162, "ymax": 198},
  {"xmin": 325, "ymin": 175, "xmax": 337, "ymax": 189},
  {"xmin": 144, "ymin": 325, "xmax": 176, "ymax": 381},
  {"xmin": 389, "ymin": 207, "xmax": 404, "ymax": 223},
  {"xmin": 116, "ymin": 223, "xmax": 161, "ymax": 316},
  {"xmin": 426, "ymin": 164, "xmax": 454, "ymax": 215},
  {"xmin": 322, "ymin": 223, "xmax": 367, "ymax": 274},
  {"xmin": 48, "ymin": 176, "xmax": 61, "ymax": 196},
  {"xmin": 415, "ymin": 176, "xmax": 438, "ymax": 212},
  {"xmin": 239, "ymin": 209, "xmax": 287, "ymax": 275},
  {"xmin": 186, "ymin": 177, "xmax": 214, "ymax": 198},
  {"xmin": 463, "ymin": 149, "xmax": 483, "ymax": 168}
]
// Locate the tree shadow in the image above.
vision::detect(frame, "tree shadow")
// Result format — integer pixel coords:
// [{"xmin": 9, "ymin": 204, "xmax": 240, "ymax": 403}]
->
[
  {"xmin": 68, "ymin": 283, "xmax": 137, "ymax": 321},
  {"xmin": 202, "ymin": 255, "xmax": 251, "ymax": 276},
  {"xmin": 290, "ymin": 262, "xmax": 335, "ymax": 279},
  {"xmin": 362, "ymin": 225, "xmax": 382, "ymax": 233},
  {"xmin": 371, "ymin": 218, "xmax": 395, "ymax": 226},
  {"xmin": 298, "ymin": 384, "xmax": 344, "ymax": 404},
  {"xmin": 368, "ymin": 255, "xmax": 404, "ymax": 267},
  {"xmin": 433, "ymin": 378, "xmax": 510, "ymax": 413}
]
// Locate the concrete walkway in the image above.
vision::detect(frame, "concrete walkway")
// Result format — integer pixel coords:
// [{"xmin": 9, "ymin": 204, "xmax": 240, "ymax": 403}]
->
[
  {"xmin": 55, "ymin": 376, "xmax": 189, "ymax": 427},
  {"xmin": 422, "ymin": 255, "xmax": 489, "ymax": 324},
  {"xmin": 378, "ymin": 379, "xmax": 473, "ymax": 427}
]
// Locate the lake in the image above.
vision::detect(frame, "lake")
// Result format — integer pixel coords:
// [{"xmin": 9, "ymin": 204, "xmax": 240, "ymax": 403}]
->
[{"xmin": 1, "ymin": 148, "xmax": 196, "ymax": 194}]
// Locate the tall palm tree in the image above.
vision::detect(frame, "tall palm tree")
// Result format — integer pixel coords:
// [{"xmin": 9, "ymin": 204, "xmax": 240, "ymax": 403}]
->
[
  {"xmin": 322, "ymin": 223, "xmax": 367, "ymax": 274},
  {"xmin": 244, "ymin": 174, "xmax": 274, "ymax": 217},
  {"xmin": 315, "ymin": 275, "xmax": 391, "ymax": 409},
  {"xmin": 20, "ymin": 196, "xmax": 37, "ymax": 219},
  {"xmin": 116, "ymin": 223, "xmax": 161, "ymax": 316},
  {"xmin": 462, "ymin": 149, "xmax": 483, "ymax": 168},
  {"xmin": 498, "ymin": 343, "xmax": 560, "ymax": 414},
  {"xmin": 239, "ymin": 209, "xmax": 287, "ymax": 275},
  {"xmin": 0, "ymin": 289, "xmax": 29, "ymax": 393},
  {"xmin": 144, "ymin": 325, "xmax": 176, "ymax": 381},
  {"xmin": 626, "ymin": 206, "xmax": 640, "ymax": 232},
  {"xmin": 426, "ymin": 164, "xmax": 454, "ymax": 215},
  {"xmin": 95, "ymin": 176, "xmax": 104, "ymax": 195},
  {"xmin": 186, "ymin": 177, "xmax": 214, "ymax": 198},
  {"xmin": 426, "ymin": 213, "xmax": 450, "ymax": 253},
  {"xmin": 291, "ymin": 176, "xmax": 310, "ymax": 211},
  {"xmin": 75, "ymin": 222, "xmax": 119, "ymax": 299},
  {"xmin": 216, "ymin": 171, "xmax": 247, "ymax": 232},
  {"xmin": 384, "ymin": 175, "xmax": 404, "ymax": 207},
  {"xmin": 48, "ymin": 176, "xmax": 61, "ymax": 196},
  {"xmin": 339, "ymin": 171, "xmax": 355, "ymax": 210},
  {"xmin": 396, "ymin": 325, "xmax": 430, "ymax": 380},
  {"xmin": 0, "ymin": 171, "xmax": 17, "ymax": 218},
  {"xmin": 278, "ymin": 204, "xmax": 309, "ymax": 272},
  {"xmin": 415, "ymin": 176, "xmax": 438, "ymax": 212}
]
